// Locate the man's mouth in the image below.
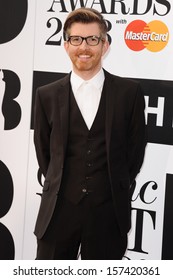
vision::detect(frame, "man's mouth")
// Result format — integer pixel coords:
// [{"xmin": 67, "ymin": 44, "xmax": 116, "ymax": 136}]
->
[
  {"xmin": 78, "ymin": 54, "xmax": 91, "ymax": 60},
  {"xmin": 79, "ymin": 54, "xmax": 91, "ymax": 58}
]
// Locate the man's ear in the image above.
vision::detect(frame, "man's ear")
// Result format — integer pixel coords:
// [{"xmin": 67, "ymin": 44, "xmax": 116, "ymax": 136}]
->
[
  {"xmin": 102, "ymin": 40, "xmax": 110, "ymax": 56},
  {"xmin": 64, "ymin": 41, "xmax": 69, "ymax": 53}
]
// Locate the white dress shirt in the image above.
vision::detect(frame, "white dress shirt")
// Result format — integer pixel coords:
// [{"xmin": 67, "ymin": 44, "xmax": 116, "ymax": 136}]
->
[{"xmin": 70, "ymin": 69, "xmax": 105, "ymax": 129}]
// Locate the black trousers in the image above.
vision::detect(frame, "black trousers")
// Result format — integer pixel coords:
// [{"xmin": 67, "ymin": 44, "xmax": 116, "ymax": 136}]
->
[{"xmin": 36, "ymin": 196, "xmax": 127, "ymax": 260}]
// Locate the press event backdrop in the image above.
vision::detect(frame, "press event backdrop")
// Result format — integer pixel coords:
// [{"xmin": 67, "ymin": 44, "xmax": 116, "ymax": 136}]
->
[{"xmin": 0, "ymin": 0, "xmax": 173, "ymax": 260}]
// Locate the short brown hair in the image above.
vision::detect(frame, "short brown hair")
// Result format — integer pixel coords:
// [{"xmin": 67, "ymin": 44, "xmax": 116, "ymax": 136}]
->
[{"xmin": 63, "ymin": 8, "xmax": 108, "ymax": 39}]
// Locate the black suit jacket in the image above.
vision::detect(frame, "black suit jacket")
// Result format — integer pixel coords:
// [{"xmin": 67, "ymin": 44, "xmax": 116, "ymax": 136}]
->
[{"xmin": 34, "ymin": 70, "xmax": 146, "ymax": 239}]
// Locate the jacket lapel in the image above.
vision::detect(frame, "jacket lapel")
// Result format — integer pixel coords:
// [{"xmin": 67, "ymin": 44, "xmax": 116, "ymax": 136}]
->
[
  {"xmin": 104, "ymin": 70, "xmax": 116, "ymax": 158},
  {"xmin": 58, "ymin": 73, "xmax": 71, "ymax": 159}
]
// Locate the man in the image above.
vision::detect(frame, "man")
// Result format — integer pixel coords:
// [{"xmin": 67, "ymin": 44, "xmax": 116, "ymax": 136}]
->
[{"xmin": 34, "ymin": 7, "xmax": 146, "ymax": 260}]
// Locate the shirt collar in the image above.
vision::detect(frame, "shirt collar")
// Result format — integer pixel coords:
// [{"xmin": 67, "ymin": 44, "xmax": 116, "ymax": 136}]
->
[{"xmin": 71, "ymin": 68, "xmax": 105, "ymax": 93}]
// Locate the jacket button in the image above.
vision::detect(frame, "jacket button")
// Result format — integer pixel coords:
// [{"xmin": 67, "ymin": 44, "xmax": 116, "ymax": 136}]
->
[{"xmin": 82, "ymin": 188, "xmax": 87, "ymax": 193}]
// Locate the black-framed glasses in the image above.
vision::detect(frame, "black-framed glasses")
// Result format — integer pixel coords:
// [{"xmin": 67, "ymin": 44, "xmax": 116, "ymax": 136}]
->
[{"xmin": 67, "ymin": 35, "xmax": 104, "ymax": 46}]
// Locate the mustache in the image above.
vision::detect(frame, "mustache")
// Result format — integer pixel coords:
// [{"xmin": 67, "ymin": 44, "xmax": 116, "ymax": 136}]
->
[{"xmin": 76, "ymin": 51, "xmax": 92, "ymax": 56}]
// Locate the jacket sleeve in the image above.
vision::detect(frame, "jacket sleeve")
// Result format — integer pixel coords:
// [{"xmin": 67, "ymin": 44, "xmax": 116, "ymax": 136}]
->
[
  {"xmin": 34, "ymin": 88, "xmax": 51, "ymax": 177},
  {"xmin": 127, "ymin": 84, "xmax": 147, "ymax": 184}
]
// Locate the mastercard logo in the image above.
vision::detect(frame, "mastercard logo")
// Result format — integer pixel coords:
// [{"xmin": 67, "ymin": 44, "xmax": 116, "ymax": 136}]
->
[{"xmin": 124, "ymin": 20, "xmax": 169, "ymax": 52}]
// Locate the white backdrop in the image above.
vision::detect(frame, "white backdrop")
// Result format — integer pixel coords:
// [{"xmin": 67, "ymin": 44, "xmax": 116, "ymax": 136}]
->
[{"xmin": 0, "ymin": 0, "xmax": 173, "ymax": 260}]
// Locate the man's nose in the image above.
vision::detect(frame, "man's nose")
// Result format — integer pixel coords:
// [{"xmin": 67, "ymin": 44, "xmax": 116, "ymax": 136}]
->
[{"xmin": 80, "ymin": 39, "xmax": 89, "ymax": 49}]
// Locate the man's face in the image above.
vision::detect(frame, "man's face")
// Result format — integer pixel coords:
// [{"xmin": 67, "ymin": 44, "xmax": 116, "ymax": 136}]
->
[{"xmin": 64, "ymin": 22, "xmax": 109, "ymax": 79}]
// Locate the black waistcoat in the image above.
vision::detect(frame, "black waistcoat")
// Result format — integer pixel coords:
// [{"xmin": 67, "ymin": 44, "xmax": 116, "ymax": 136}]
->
[{"xmin": 60, "ymin": 86, "xmax": 112, "ymax": 205}]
